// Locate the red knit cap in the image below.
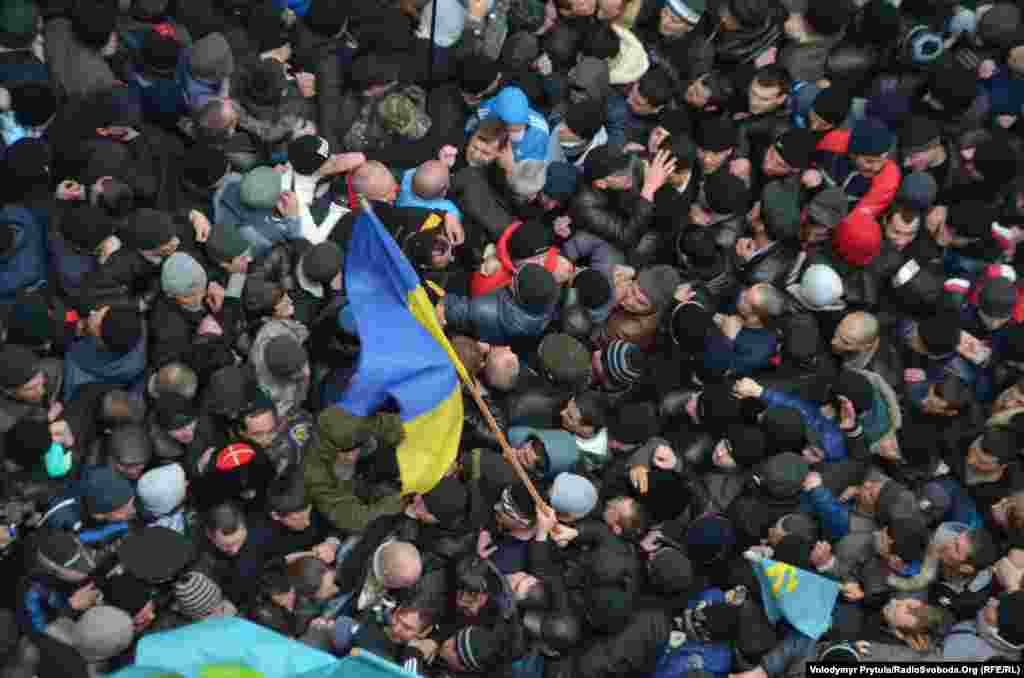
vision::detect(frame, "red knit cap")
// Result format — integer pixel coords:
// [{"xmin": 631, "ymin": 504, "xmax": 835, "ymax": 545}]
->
[{"xmin": 833, "ymin": 209, "xmax": 881, "ymax": 266}]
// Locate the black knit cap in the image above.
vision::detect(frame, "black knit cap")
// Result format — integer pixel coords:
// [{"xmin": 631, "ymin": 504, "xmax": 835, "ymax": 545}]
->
[
  {"xmin": 5, "ymin": 417, "xmax": 52, "ymax": 470},
  {"xmin": 246, "ymin": 58, "xmax": 288, "ymax": 105},
  {"xmin": 658, "ymin": 107, "xmax": 692, "ymax": 137},
  {"xmin": 118, "ymin": 526, "xmax": 196, "ymax": 584},
  {"xmin": 121, "ymin": 208, "xmax": 177, "ymax": 251},
  {"xmin": 454, "ymin": 626, "xmax": 502, "ymax": 672},
  {"xmin": 698, "ymin": 117, "xmax": 737, "ymax": 152},
  {"xmin": 704, "ymin": 171, "xmax": 749, "ymax": 216},
  {"xmin": 761, "ymin": 406, "xmax": 806, "ymax": 453},
  {"xmin": 0, "ymin": 344, "xmax": 41, "ymax": 389},
  {"xmin": 10, "ymin": 82, "xmax": 57, "ymax": 127},
  {"xmin": 72, "ymin": 0, "xmax": 116, "ymax": 48},
  {"xmin": 948, "ymin": 201, "xmax": 996, "ymax": 240},
  {"xmin": 182, "ymin": 144, "xmax": 230, "ymax": 189},
  {"xmin": 564, "ymin": 97, "xmax": 605, "ymax": 140},
  {"xmin": 981, "ymin": 429, "xmax": 1017, "ymax": 463},
  {"xmin": 101, "ymin": 308, "xmax": 143, "ymax": 355},
  {"xmin": 154, "ymin": 392, "xmax": 198, "ymax": 433},
  {"xmin": 422, "ymin": 475, "xmax": 468, "ymax": 528},
  {"xmin": 584, "ymin": 144, "xmax": 631, "ymax": 182},
  {"xmin": 728, "ymin": 425, "xmax": 767, "ymax": 468},
  {"xmin": 507, "ymin": 220, "xmax": 553, "ymax": 261},
  {"xmin": 103, "ymin": 574, "xmax": 154, "ymax": 616},
  {"xmin": 812, "ymin": 87, "xmax": 853, "ymax": 127},
  {"xmin": 349, "ymin": 53, "xmax": 400, "ymax": 89},
  {"xmin": 698, "ymin": 382, "xmax": 743, "ymax": 434},
  {"xmin": 61, "ymin": 206, "xmax": 112, "ymax": 252},
  {"xmin": 572, "ymin": 268, "xmax": 612, "ymax": 309},
  {"xmin": 888, "ymin": 516, "xmax": 929, "ymax": 563},
  {"xmin": 780, "ymin": 312, "xmax": 819, "ymax": 362},
  {"xmin": 3, "ymin": 137, "xmax": 51, "ymax": 186},
  {"xmin": 302, "ymin": 241, "xmax": 343, "ymax": 284},
  {"xmin": 289, "ymin": 134, "xmax": 331, "ymax": 176},
  {"xmin": 773, "ymin": 534, "xmax": 814, "ymax": 570},
  {"xmin": 916, "ymin": 314, "xmax": 961, "ymax": 355},
  {"xmin": 305, "ymin": 0, "xmax": 347, "ymax": 37},
  {"xmin": 458, "ymin": 59, "xmax": 501, "ymax": 96},
  {"xmin": 997, "ymin": 591, "xmax": 1024, "ymax": 647},
  {"xmin": 513, "ymin": 263, "xmax": 557, "ymax": 312},
  {"xmin": 773, "ymin": 128, "xmax": 818, "ymax": 171},
  {"xmin": 141, "ymin": 30, "xmax": 180, "ymax": 76},
  {"xmin": 899, "ymin": 116, "xmax": 942, "ymax": 156},
  {"xmin": 610, "ymin": 401, "xmax": 659, "ymax": 444},
  {"xmin": 264, "ymin": 335, "xmax": 309, "ymax": 379},
  {"xmin": 804, "ymin": 0, "xmax": 852, "ymax": 35},
  {"xmin": 670, "ymin": 303, "xmax": 713, "ymax": 353},
  {"xmin": 831, "ymin": 370, "xmax": 874, "ymax": 414},
  {"xmin": 248, "ymin": 0, "xmax": 290, "ymax": 52}
]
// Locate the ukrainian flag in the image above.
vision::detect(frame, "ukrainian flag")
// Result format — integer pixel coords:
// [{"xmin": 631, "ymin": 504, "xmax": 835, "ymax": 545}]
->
[
  {"xmin": 336, "ymin": 206, "xmax": 468, "ymax": 496},
  {"xmin": 751, "ymin": 557, "xmax": 840, "ymax": 640}
]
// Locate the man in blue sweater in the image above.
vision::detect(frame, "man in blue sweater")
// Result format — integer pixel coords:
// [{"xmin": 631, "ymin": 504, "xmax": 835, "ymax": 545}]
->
[{"xmin": 703, "ymin": 282, "xmax": 784, "ymax": 377}]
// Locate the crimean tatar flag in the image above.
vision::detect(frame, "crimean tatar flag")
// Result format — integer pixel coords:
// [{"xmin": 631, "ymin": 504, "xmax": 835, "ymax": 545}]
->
[
  {"xmin": 336, "ymin": 206, "xmax": 468, "ymax": 495},
  {"xmin": 751, "ymin": 556, "xmax": 840, "ymax": 640}
]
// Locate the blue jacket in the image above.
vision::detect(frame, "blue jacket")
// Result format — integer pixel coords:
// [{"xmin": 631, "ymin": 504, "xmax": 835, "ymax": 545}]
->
[
  {"xmin": 47, "ymin": 225, "xmax": 97, "ymax": 301},
  {"xmin": 0, "ymin": 205, "xmax": 47, "ymax": 302},
  {"xmin": 469, "ymin": 89, "xmax": 550, "ymax": 163},
  {"xmin": 761, "ymin": 388, "xmax": 848, "ymax": 462},
  {"xmin": 802, "ymin": 485, "xmax": 851, "ymax": 540},
  {"xmin": 38, "ymin": 493, "xmax": 132, "ymax": 544},
  {"xmin": 704, "ymin": 326, "xmax": 778, "ymax": 377},
  {"xmin": 214, "ymin": 175, "xmax": 303, "ymax": 257},
  {"xmin": 396, "ymin": 169, "xmax": 462, "ymax": 220},
  {"xmin": 63, "ymin": 335, "xmax": 147, "ymax": 403},
  {"xmin": 443, "ymin": 288, "xmax": 555, "ymax": 345},
  {"xmin": 175, "ymin": 55, "xmax": 220, "ymax": 110},
  {"xmin": 129, "ymin": 73, "xmax": 188, "ymax": 124}
]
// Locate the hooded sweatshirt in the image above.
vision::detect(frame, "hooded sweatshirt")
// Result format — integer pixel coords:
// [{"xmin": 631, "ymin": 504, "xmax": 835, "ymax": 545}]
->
[
  {"xmin": 213, "ymin": 174, "xmax": 303, "ymax": 257},
  {"xmin": 138, "ymin": 462, "xmax": 189, "ymax": 533},
  {"xmin": 0, "ymin": 205, "xmax": 47, "ymax": 302},
  {"xmin": 63, "ymin": 334, "xmax": 148, "ymax": 403},
  {"xmin": 249, "ymin": 319, "xmax": 311, "ymax": 420}
]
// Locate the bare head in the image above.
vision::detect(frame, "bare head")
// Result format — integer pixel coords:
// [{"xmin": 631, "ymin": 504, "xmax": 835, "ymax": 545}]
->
[
  {"xmin": 377, "ymin": 541, "xmax": 423, "ymax": 589},
  {"xmin": 351, "ymin": 161, "xmax": 399, "ymax": 204},
  {"xmin": 412, "ymin": 160, "xmax": 450, "ymax": 200},
  {"xmin": 832, "ymin": 311, "xmax": 880, "ymax": 354}
]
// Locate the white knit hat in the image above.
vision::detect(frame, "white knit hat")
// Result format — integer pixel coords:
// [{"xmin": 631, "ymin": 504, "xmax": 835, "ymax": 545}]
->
[
  {"xmin": 799, "ymin": 264, "xmax": 843, "ymax": 308},
  {"xmin": 137, "ymin": 463, "xmax": 187, "ymax": 517},
  {"xmin": 607, "ymin": 24, "xmax": 650, "ymax": 85},
  {"xmin": 72, "ymin": 606, "xmax": 134, "ymax": 663}
]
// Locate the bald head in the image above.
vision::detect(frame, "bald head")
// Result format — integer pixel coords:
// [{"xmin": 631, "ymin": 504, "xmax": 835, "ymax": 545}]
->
[
  {"xmin": 377, "ymin": 541, "xmax": 422, "ymax": 589},
  {"xmin": 833, "ymin": 311, "xmax": 880, "ymax": 353},
  {"xmin": 412, "ymin": 160, "xmax": 450, "ymax": 199},
  {"xmin": 352, "ymin": 161, "xmax": 399, "ymax": 203}
]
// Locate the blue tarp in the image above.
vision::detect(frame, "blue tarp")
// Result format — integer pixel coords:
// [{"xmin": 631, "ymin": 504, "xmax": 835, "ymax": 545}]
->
[
  {"xmin": 108, "ymin": 619, "xmax": 414, "ymax": 678},
  {"xmin": 113, "ymin": 618, "xmax": 338, "ymax": 678}
]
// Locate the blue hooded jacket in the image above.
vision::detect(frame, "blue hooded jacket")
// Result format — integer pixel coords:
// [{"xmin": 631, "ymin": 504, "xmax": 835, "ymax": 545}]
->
[
  {"xmin": 0, "ymin": 205, "xmax": 47, "ymax": 302},
  {"xmin": 469, "ymin": 87, "xmax": 550, "ymax": 163},
  {"xmin": 63, "ymin": 334, "xmax": 148, "ymax": 402}
]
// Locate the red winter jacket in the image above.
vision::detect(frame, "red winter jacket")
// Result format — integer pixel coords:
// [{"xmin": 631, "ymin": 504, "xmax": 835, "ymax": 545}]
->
[
  {"xmin": 817, "ymin": 129, "xmax": 902, "ymax": 220},
  {"xmin": 469, "ymin": 221, "xmax": 561, "ymax": 297}
]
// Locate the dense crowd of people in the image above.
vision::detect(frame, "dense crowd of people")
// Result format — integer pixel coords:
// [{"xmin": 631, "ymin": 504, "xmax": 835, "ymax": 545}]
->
[{"xmin": 1, "ymin": 0, "xmax": 1024, "ymax": 674}]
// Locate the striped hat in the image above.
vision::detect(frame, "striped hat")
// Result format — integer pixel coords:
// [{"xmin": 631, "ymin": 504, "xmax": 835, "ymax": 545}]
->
[
  {"xmin": 174, "ymin": 571, "xmax": 223, "ymax": 619},
  {"xmin": 602, "ymin": 340, "xmax": 644, "ymax": 388},
  {"xmin": 455, "ymin": 626, "xmax": 501, "ymax": 671}
]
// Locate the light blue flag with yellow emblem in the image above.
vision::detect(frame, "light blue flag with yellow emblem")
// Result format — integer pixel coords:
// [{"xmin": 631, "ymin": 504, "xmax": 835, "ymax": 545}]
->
[{"xmin": 751, "ymin": 555, "xmax": 840, "ymax": 640}]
